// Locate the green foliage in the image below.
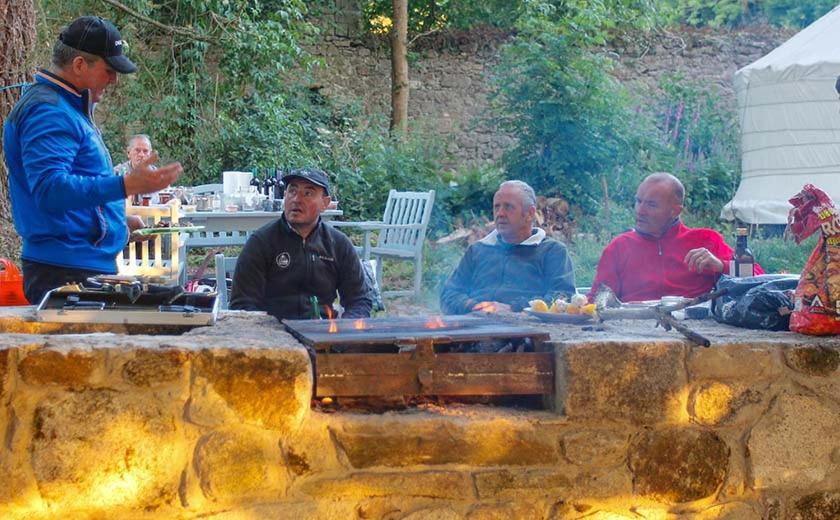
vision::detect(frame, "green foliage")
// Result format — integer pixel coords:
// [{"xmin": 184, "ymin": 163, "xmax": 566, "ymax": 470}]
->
[
  {"xmin": 762, "ymin": 0, "xmax": 837, "ymax": 28},
  {"xmin": 361, "ymin": 0, "xmax": 523, "ymax": 34},
  {"xmin": 646, "ymin": 75, "xmax": 741, "ymax": 225},
  {"xmin": 489, "ymin": 0, "xmax": 657, "ymax": 217},
  {"xmin": 658, "ymin": 0, "xmax": 747, "ymax": 27},
  {"xmin": 659, "ymin": 0, "xmax": 836, "ymax": 28},
  {"xmin": 37, "ymin": 0, "xmax": 454, "ymax": 228},
  {"xmin": 438, "ymin": 165, "xmax": 506, "ymax": 225},
  {"xmin": 750, "ymin": 233, "xmax": 817, "ymax": 275},
  {"xmin": 39, "ymin": 0, "xmax": 314, "ymax": 183}
]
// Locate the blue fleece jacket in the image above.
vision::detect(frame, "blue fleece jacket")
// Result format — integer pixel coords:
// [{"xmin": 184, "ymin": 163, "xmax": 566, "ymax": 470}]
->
[{"xmin": 3, "ymin": 71, "xmax": 128, "ymax": 272}]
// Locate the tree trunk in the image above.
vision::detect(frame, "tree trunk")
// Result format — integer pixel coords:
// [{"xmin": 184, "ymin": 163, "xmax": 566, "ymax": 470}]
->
[
  {"xmin": 0, "ymin": 0, "xmax": 36, "ymax": 260},
  {"xmin": 389, "ymin": 0, "xmax": 408, "ymax": 136}
]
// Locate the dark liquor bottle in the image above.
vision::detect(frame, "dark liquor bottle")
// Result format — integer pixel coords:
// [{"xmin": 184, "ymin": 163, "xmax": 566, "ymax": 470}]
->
[{"xmin": 730, "ymin": 227, "xmax": 755, "ymax": 277}]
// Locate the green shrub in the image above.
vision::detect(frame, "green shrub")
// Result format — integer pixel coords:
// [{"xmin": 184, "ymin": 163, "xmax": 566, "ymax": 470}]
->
[
  {"xmin": 490, "ymin": 10, "xmax": 647, "ymax": 216},
  {"xmin": 644, "ymin": 74, "xmax": 741, "ymax": 226},
  {"xmin": 762, "ymin": 0, "xmax": 837, "ymax": 27},
  {"xmin": 660, "ymin": 0, "xmax": 835, "ymax": 27},
  {"xmin": 750, "ymin": 233, "xmax": 817, "ymax": 275}
]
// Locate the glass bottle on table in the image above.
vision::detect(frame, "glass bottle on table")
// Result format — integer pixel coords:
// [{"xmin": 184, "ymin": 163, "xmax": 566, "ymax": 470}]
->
[
  {"xmin": 730, "ymin": 227, "xmax": 755, "ymax": 277},
  {"xmin": 309, "ymin": 295, "xmax": 321, "ymax": 320}
]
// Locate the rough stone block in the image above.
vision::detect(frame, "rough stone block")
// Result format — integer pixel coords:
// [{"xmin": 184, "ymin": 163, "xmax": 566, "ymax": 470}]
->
[
  {"xmin": 466, "ymin": 502, "xmax": 545, "ymax": 520},
  {"xmin": 402, "ymin": 507, "xmax": 463, "ymax": 520},
  {"xmin": 689, "ymin": 381, "xmax": 764, "ymax": 425},
  {"xmin": 562, "ymin": 428, "xmax": 628, "ymax": 467},
  {"xmin": 784, "ymin": 345, "xmax": 840, "ymax": 376},
  {"xmin": 0, "ymin": 349, "xmax": 10, "ymax": 399},
  {"xmin": 30, "ymin": 388, "xmax": 186, "ymax": 511},
  {"xmin": 18, "ymin": 348, "xmax": 96, "ymax": 387},
  {"xmin": 628, "ymin": 427, "xmax": 729, "ymax": 503},
  {"xmin": 687, "ymin": 501, "xmax": 762, "ymax": 519},
  {"xmin": 299, "ymin": 471, "xmax": 470, "ymax": 500},
  {"xmin": 563, "ymin": 342, "xmax": 687, "ymax": 425},
  {"xmin": 573, "ymin": 467, "xmax": 634, "ymax": 498},
  {"xmin": 749, "ymin": 392, "xmax": 840, "ymax": 490},
  {"xmin": 355, "ymin": 497, "xmax": 452, "ymax": 519},
  {"xmin": 473, "ymin": 468, "xmax": 573, "ymax": 499},
  {"xmin": 283, "ymin": 414, "xmax": 343, "ymax": 476},
  {"xmin": 193, "ymin": 348, "xmax": 311, "ymax": 432},
  {"xmin": 194, "ymin": 428, "xmax": 285, "ymax": 502},
  {"xmin": 122, "ymin": 349, "xmax": 190, "ymax": 386},
  {"xmin": 790, "ymin": 492, "xmax": 840, "ymax": 520},
  {"xmin": 186, "ymin": 375, "xmax": 242, "ymax": 427},
  {"xmin": 688, "ymin": 344, "xmax": 783, "ymax": 382},
  {"xmin": 200, "ymin": 500, "xmax": 358, "ymax": 519},
  {"xmin": 331, "ymin": 415, "xmax": 560, "ymax": 468}
]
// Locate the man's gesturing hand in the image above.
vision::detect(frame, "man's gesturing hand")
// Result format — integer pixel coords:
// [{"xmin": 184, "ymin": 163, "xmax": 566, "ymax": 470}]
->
[
  {"xmin": 684, "ymin": 247, "xmax": 724, "ymax": 273},
  {"xmin": 123, "ymin": 152, "xmax": 183, "ymax": 196}
]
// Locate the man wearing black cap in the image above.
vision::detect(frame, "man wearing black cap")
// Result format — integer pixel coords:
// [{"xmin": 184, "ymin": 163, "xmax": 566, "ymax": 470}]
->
[
  {"xmin": 3, "ymin": 16, "xmax": 183, "ymax": 304},
  {"xmin": 230, "ymin": 168, "xmax": 373, "ymax": 320}
]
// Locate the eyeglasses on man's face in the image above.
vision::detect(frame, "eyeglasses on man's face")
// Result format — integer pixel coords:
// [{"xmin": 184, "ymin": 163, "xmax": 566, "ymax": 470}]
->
[{"xmin": 285, "ymin": 185, "xmax": 324, "ymax": 200}]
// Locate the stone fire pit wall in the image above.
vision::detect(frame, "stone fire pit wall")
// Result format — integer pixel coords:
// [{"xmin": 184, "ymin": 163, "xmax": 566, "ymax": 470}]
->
[{"xmin": 0, "ymin": 309, "xmax": 839, "ymax": 519}]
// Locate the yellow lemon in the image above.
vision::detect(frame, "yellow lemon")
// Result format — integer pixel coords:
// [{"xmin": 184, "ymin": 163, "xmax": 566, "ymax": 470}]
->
[
  {"xmin": 529, "ymin": 299, "xmax": 549, "ymax": 312},
  {"xmin": 581, "ymin": 303, "xmax": 597, "ymax": 315}
]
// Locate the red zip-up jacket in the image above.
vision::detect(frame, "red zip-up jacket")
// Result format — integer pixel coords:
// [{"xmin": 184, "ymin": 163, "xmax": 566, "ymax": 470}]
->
[{"xmin": 589, "ymin": 221, "xmax": 763, "ymax": 302}]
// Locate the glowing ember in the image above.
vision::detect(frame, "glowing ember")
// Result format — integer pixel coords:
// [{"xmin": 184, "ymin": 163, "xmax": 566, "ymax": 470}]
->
[
  {"xmin": 424, "ymin": 316, "xmax": 446, "ymax": 329},
  {"xmin": 353, "ymin": 319, "xmax": 367, "ymax": 330}
]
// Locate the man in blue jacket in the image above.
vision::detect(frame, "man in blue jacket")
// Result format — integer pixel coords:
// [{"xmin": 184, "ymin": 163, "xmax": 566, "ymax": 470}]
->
[
  {"xmin": 3, "ymin": 16, "xmax": 182, "ymax": 304},
  {"xmin": 440, "ymin": 180, "xmax": 576, "ymax": 314}
]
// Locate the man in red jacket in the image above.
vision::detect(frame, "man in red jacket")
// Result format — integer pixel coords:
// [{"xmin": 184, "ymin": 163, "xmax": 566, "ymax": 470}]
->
[{"xmin": 590, "ymin": 173, "xmax": 762, "ymax": 302}]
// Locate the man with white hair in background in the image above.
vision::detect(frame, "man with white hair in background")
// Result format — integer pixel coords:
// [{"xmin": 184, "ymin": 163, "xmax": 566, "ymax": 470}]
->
[
  {"xmin": 440, "ymin": 180, "xmax": 576, "ymax": 314},
  {"xmin": 115, "ymin": 134, "xmax": 160, "ymax": 203}
]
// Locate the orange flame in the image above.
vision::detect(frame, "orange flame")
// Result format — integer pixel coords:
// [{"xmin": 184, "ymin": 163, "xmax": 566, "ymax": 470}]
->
[
  {"xmin": 353, "ymin": 319, "xmax": 367, "ymax": 330},
  {"xmin": 324, "ymin": 306, "xmax": 338, "ymax": 333},
  {"xmin": 424, "ymin": 315, "xmax": 446, "ymax": 329}
]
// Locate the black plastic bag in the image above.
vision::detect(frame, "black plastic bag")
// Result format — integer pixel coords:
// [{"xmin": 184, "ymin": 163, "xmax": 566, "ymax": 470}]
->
[{"xmin": 711, "ymin": 274, "xmax": 799, "ymax": 331}]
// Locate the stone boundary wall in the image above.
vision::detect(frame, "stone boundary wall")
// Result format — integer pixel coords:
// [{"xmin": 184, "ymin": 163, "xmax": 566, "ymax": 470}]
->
[
  {"xmin": 308, "ymin": 25, "xmax": 792, "ymax": 172},
  {"xmin": 0, "ymin": 310, "xmax": 838, "ymax": 518}
]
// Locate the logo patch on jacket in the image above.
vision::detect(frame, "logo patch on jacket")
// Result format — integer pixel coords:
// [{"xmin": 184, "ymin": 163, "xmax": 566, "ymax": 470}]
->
[{"xmin": 276, "ymin": 252, "xmax": 291, "ymax": 269}]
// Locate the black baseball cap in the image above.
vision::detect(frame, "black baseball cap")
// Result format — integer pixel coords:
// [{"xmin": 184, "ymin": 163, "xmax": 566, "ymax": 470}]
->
[
  {"xmin": 59, "ymin": 16, "xmax": 138, "ymax": 74},
  {"xmin": 283, "ymin": 168, "xmax": 331, "ymax": 194}
]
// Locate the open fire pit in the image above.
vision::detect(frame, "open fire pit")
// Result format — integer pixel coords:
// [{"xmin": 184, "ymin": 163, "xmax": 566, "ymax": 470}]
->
[{"xmin": 283, "ymin": 315, "xmax": 552, "ymax": 398}]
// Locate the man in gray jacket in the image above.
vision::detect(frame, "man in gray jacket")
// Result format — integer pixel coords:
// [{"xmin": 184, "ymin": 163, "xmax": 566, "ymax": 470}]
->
[{"xmin": 440, "ymin": 180, "xmax": 576, "ymax": 314}]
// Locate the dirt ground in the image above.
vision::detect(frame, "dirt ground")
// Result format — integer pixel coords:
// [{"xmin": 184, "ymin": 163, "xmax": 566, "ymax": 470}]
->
[{"xmin": 381, "ymin": 296, "xmax": 438, "ymax": 317}]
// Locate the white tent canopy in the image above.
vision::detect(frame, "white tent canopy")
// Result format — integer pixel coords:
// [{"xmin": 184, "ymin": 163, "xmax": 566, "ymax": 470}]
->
[{"xmin": 721, "ymin": 5, "xmax": 840, "ymax": 224}]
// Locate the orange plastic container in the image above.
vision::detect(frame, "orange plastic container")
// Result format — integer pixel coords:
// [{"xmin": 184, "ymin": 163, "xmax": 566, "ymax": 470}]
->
[{"xmin": 0, "ymin": 259, "xmax": 29, "ymax": 306}]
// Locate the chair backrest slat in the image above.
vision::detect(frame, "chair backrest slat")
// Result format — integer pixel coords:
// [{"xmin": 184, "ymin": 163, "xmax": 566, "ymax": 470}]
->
[{"xmin": 378, "ymin": 190, "xmax": 435, "ymax": 253}]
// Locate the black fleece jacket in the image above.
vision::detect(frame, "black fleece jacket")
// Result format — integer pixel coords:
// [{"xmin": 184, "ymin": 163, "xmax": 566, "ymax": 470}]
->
[{"xmin": 230, "ymin": 216, "xmax": 372, "ymax": 320}]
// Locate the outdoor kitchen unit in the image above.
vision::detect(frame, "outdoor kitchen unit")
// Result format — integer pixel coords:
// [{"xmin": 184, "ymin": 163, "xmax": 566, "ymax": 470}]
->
[{"xmin": 283, "ymin": 315, "xmax": 553, "ymax": 399}]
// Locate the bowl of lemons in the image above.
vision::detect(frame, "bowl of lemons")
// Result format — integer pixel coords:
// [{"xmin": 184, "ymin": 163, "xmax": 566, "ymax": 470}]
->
[{"xmin": 524, "ymin": 294, "xmax": 597, "ymax": 324}]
